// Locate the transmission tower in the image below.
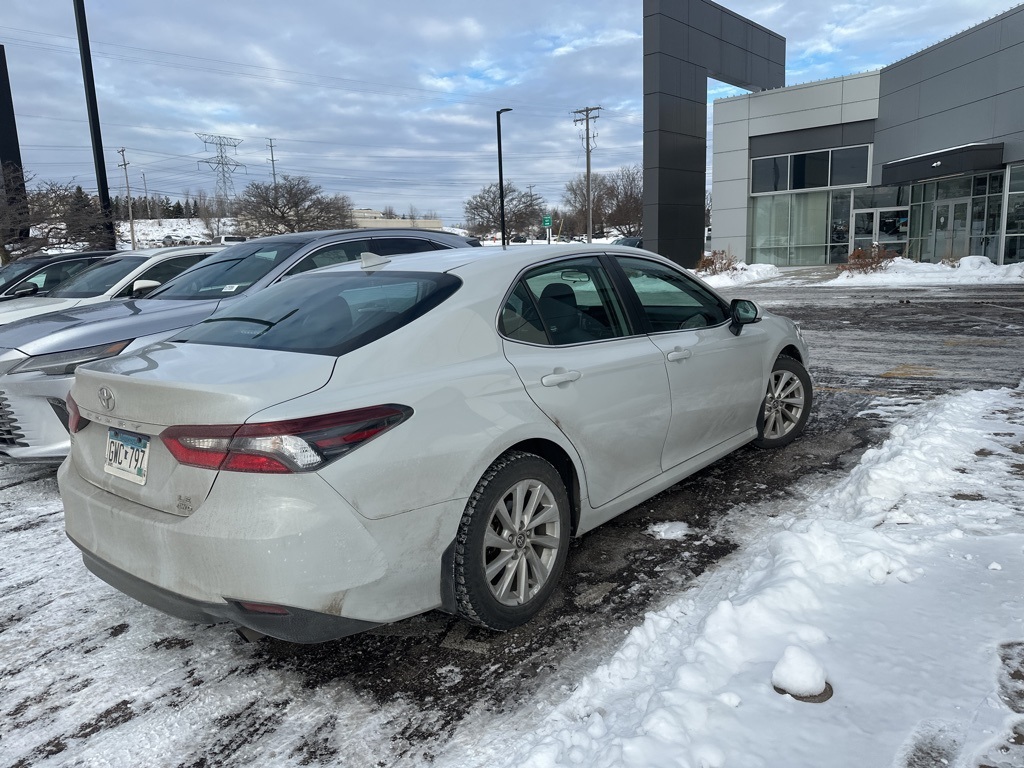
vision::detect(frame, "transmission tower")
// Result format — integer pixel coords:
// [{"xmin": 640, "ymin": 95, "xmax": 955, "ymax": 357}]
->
[{"xmin": 195, "ymin": 133, "xmax": 245, "ymax": 203}]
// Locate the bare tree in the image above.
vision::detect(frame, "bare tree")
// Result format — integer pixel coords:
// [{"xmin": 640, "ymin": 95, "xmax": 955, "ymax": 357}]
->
[
  {"xmin": 235, "ymin": 175, "xmax": 355, "ymax": 236},
  {"xmin": 562, "ymin": 173, "xmax": 611, "ymax": 236},
  {"xmin": 604, "ymin": 164, "xmax": 643, "ymax": 237},
  {"xmin": 1, "ymin": 173, "xmax": 111, "ymax": 260},
  {"xmin": 463, "ymin": 182, "xmax": 543, "ymax": 239}
]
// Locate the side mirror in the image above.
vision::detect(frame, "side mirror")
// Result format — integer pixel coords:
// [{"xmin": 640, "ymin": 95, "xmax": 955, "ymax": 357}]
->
[
  {"xmin": 131, "ymin": 279, "xmax": 161, "ymax": 298},
  {"xmin": 13, "ymin": 283, "xmax": 40, "ymax": 297},
  {"xmin": 729, "ymin": 298, "xmax": 762, "ymax": 336}
]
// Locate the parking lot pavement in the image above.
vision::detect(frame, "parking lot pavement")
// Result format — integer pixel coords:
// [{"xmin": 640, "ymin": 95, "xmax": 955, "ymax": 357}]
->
[{"xmin": 1, "ymin": 280, "xmax": 1021, "ymax": 765}]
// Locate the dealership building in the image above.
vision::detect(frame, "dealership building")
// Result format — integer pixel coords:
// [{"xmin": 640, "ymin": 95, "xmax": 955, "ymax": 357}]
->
[{"xmin": 710, "ymin": 4, "xmax": 1024, "ymax": 266}]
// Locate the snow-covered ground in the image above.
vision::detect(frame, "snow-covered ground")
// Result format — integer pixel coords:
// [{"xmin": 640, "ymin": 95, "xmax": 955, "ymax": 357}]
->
[
  {"xmin": 432, "ymin": 384, "xmax": 1024, "ymax": 768},
  {"xmin": 0, "ymin": 252, "xmax": 1022, "ymax": 767}
]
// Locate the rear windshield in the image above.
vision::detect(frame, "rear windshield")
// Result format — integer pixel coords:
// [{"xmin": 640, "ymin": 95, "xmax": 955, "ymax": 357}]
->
[
  {"xmin": 49, "ymin": 257, "xmax": 146, "ymax": 298},
  {"xmin": 149, "ymin": 243, "xmax": 303, "ymax": 300},
  {"xmin": 171, "ymin": 270, "xmax": 461, "ymax": 356}
]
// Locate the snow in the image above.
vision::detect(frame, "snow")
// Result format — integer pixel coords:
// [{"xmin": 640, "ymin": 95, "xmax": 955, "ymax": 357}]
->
[
  {"xmin": 827, "ymin": 255, "xmax": 1024, "ymax": 286},
  {"xmin": 431, "ymin": 384, "xmax": 1024, "ymax": 768},
  {"xmin": 1, "ymin": 247, "xmax": 1023, "ymax": 767}
]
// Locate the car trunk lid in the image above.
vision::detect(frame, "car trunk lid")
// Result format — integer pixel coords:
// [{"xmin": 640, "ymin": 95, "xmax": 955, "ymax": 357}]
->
[{"xmin": 69, "ymin": 342, "xmax": 336, "ymax": 516}]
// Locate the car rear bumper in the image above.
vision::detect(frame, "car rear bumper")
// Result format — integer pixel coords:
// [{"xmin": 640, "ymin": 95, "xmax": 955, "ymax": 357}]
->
[
  {"xmin": 58, "ymin": 456, "xmax": 464, "ymax": 642},
  {"xmin": 72, "ymin": 542, "xmax": 381, "ymax": 643}
]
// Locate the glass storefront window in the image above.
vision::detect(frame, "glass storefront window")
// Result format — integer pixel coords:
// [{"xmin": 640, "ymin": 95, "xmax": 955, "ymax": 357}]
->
[
  {"xmin": 830, "ymin": 146, "xmax": 869, "ymax": 186},
  {"xmin": 973, "ymin": 175, "xmax": 988, "ymax": 196},
  {"xmin": 936, "ymin": 178, "xmax": 973, "ymax": 199},
  {"xmin": 987, "ymin": 196, "xmax": 1002, "ymax": 235},
  {"xmin": 791, "ymin": 192, "xmax": 828, "ymax": 245},
  {"xmin": 1010, "ymin": 165, "xmax": 1024, "ymax": 194},
  {"xmin": 830, "ymin": 191, "xmax": 851, "ymax": 246},
  {"xmin": 751, "ymin": 157, "xmax": 790, "ymax": 193},
  {"xmin": 791, "ymin": 152, "xmax": 829, "ymax": 190},
  {"xmin": 854, "ymin": 186, "xmax": 908, "ymax": 208},
  {"xmin": 990, "ymin": 172, "xmax": 1004, "ymax": 195}
]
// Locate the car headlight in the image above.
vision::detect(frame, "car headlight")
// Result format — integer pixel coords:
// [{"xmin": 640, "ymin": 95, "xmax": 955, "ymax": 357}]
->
[{"xmin": 9, "ymin": 340, "xmax": 134, "ymax": 376}]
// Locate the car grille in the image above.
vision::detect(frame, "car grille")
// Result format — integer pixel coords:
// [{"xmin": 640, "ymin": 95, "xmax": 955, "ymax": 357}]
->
[{"xmin": 0, "ymin": 390, "xmax": 27, "ymax": 447}]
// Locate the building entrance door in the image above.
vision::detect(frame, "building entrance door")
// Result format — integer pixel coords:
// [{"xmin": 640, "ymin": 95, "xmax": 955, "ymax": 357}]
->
[{"xmin": 932, "ymin": 199, "xmax": 970, "ymax": 262}]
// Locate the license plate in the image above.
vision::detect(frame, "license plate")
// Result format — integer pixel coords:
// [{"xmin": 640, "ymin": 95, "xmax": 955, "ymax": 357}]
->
[{"xmin": 104, "ymin": 428, "xmax": 150, "ymax": 485}]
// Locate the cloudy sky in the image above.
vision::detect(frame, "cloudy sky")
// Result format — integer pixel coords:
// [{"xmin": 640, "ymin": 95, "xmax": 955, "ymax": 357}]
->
[{"xmin": 1, "ymin": 0, "xmax": 1015, "ymax": 225}]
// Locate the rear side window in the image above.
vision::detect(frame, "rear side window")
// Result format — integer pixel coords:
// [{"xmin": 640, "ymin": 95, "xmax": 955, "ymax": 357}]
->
[
  {"xmin": 50, "ymin": 257, "xmax": 146, "ymax": 298},
  {"xmin": 500, "ymin": 257, "xmax": 630, "ymax": 345},
  {"xmin": 172, "ymin": 271, "xmax": 461, "ymax": 356},
  {"xmin": 152, "ymin": 243, "xmax": 303, "ymax": 299}
]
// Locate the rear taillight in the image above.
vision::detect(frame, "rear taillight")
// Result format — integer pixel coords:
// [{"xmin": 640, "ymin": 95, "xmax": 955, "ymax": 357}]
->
[
  {"xmin": 67, "ymin": 393, "xmax": 88, "ymax": 434},
  {"xmin": 160, "ymin": 405, "xmax": 412, "ymax": 473}
]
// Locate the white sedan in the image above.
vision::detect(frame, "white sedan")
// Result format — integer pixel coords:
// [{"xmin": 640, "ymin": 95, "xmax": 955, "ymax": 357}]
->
[
  {"xmin": 59, "ymin": 244, "xmax": 812, "ymax": 643},
  {"xmin": 0, "ymin": 245, "xmax": 222, "ymax": 326}
]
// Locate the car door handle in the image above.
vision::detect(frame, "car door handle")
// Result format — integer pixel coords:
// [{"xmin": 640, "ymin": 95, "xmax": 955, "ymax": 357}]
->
[
  {"xmin": 541, "ymin": 369, "xmax": 582, "ymax": 387},
  {"xmin": 666, "ymin": 347, "xmax": 692, "ymax": 362}
]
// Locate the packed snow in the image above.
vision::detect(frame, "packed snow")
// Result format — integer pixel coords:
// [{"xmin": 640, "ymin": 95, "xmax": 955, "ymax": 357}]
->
[
  {"xmin": 433, "ymin": 384, "xmax": 1024, "ymax": 768},
  {"xmin": 826, "ymin": 255, "xmax": 1024, "ymax": 286}
]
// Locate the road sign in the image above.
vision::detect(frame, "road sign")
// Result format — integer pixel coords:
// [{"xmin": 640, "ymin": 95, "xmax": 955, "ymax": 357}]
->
[{"xmin": 542, "ymin": 216, "xmax": 552, "ymax": 227}]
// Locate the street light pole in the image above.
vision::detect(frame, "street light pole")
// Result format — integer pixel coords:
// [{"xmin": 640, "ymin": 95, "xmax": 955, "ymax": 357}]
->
[{"xmin": 496, "ymin": 108, "xmax": 512, "ymax": 250}]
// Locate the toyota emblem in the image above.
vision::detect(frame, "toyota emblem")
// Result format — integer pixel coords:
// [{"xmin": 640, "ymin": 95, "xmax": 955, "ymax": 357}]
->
[{"xmin": 97, "ymin": 387, "xmax": 115, "ymax": 411}]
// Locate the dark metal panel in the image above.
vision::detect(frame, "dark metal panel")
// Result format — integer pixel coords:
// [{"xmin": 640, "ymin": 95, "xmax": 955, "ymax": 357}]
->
[
  {"xmin": 749, "ymin": 121, "xmax": 875, "ymax": 158},
  {"xmin": 880, "ymin": 144, "xmax": 1004, "ymax": 186},
  {"xmin": 643, "ymin": 0, "xmax": 785, "ymax": 267}
]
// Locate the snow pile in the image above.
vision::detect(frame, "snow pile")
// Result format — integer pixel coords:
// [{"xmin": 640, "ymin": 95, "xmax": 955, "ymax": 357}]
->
[
  {"xmin": 698, "ymin": 262, "xmax": 782, "ymax": 288},
  {"xmin": 438, "ymin": 385, "xmax": 1024, "ymax": 768},
  {"xmin": 829, "ymin": 255, "xmax": 1024, "ymax": 285}
]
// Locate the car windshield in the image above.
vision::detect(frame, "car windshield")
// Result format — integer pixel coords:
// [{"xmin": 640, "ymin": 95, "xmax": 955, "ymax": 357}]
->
[
  {"xmin": 49, "ymin": 257, "xmax": 146, "ymax": 298},
  {"xmin": 172, "ymin": 270, "xmax": 461, "ymax": 356},
  {"xmin": 0, "ymin": 260, "xmax": 43, "ymax": 292},
  {"xmin": 149, "ymin": 243, "xmax": 303, "ymax": 300}
]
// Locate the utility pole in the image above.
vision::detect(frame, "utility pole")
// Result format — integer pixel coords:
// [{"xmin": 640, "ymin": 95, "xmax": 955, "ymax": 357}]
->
[
  {"xmin": 266, "ymin": 138, "xmax": 278, "ymax": 190},
  {"xmin": 572, "ymin": 105, "xmax": 602, "ymax": 243},
  {"xmin": 73, "ymin": 0, "xmax": 116, "ymax": 249},
  {"xmin": 141, "ymin": 171, "xmax": 151, "ymax": 218},
  {"xmin": 117, "ymin": 147, "xmax": 136, "ymax": 249}
]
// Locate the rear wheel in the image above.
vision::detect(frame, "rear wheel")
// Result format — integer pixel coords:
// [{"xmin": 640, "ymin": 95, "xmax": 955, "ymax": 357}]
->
[
  {"xmin": 753, "ymin": 356, "xmax": 812, "ymax": 448},
  {"xmin": 453, "ymin": 451, "xmax": 570, "ymax": 630}
]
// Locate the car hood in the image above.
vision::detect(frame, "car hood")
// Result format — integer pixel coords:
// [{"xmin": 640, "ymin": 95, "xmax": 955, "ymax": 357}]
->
[
  {"xmin": 0, "ymin": 297, "xmax": 223, "ymax": 357},
  {"xmin": 0, "ymin": 296, "xmax": 87, "ymax": 325}
]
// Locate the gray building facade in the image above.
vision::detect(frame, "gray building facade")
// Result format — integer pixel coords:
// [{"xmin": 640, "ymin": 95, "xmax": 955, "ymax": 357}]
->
[{"xmin": 712, "ymin": 4, "xmax": 1024, "ymax": 266}]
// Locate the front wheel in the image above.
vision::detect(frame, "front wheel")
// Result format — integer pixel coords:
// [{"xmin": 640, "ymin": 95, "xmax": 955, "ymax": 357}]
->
[
  {"xmin": 453, "ymin": 451, "xmax": 571, "ymax": 631},
  {"xmin": 753, "ymin": 356, "xmax": 812, "ymax": 448}
]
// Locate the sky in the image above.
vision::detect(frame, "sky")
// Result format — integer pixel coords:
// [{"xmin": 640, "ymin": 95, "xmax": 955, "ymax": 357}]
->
[
  {"xmin": 1, "ymin": 253, "xmax": 1022, "ymax": 766},
  {"xmin": 0, "ymin": 0, "xmax": 1017, "ymax": 225}
]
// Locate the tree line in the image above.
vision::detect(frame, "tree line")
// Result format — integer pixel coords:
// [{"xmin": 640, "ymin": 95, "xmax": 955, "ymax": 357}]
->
[
  {"xmin": 462, "ymin": 164, "xmax": 644, "ymax": 240},
  {"xmin": 1, "ymin": 159, "xmax": 710, "ymax": 264}
]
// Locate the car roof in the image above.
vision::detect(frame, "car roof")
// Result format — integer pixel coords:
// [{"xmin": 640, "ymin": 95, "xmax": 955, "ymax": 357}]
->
[
  {"xmin": 317, "ymin": 243, "xmax": 679, "ymax": 278},
  {"xmin": 13, "ymin": 249, "xmax": 118, "ymax": 265}
]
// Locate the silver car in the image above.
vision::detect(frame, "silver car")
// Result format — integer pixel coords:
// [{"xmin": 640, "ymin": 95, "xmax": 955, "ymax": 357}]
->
[
  {"xmin": 0, "ymin": 230, "xmax": 479, "ymax": 463},
  {"xmin": 59, "ymin": 244, "xmax": 811, "ymax": 643}
]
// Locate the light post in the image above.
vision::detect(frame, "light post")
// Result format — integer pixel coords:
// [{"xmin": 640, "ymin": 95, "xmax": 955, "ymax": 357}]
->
[{"xmin": 496, "ymin": 108, "xmax": 512, "ymax": 249}]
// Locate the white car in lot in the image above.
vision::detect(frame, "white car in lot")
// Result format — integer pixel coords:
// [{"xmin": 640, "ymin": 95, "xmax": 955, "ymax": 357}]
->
[
  {"xmin": 59, "ymin": 244, "xmax": 812, "ymax": 643},
  {"xmin": 0, "ymin": 245, "xmax": 223, "ymax": 326}
]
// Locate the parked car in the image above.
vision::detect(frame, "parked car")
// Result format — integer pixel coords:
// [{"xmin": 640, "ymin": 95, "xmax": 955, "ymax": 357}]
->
[
  {"xmin": 0, "ymin": 250, "xmax": 117, "ymax": 303},
  {"xmin": 59, "ymin": 243, "xmax": 811, "ymax": 643},
  {"xmin": 0, "ymin": 245, "xmax": 224, "ymax": 328},
  {"xmin": 0, "ymin": 229, "xmax": 480, "ymax": 463},
  {"xmin": 612, "ymin": 236, "xmax": 643, "ymax": 248},
  {"xmin": 210, "ymin": 235, "xmax": 247, "ymax": 245}
]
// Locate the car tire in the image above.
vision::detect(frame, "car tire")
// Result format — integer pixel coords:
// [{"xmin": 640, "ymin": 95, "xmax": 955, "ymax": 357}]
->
[
  {"xmin": 753, "ymin": 356, "xmax": 812, "ymax": 448},
  {"xmin": 453, "ymin": 451, "xmax": 570, "ymax": 631}
]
